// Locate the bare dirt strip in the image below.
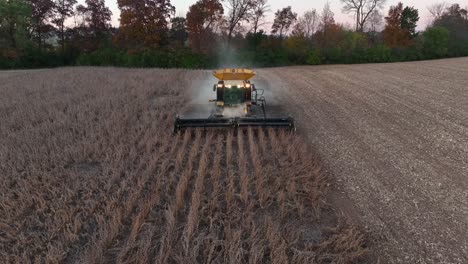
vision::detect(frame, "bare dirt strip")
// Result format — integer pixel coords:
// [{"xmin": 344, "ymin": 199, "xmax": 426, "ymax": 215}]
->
[{"xmin": 259, "ymin": 57, "xmax": 468, "ymax": 263}]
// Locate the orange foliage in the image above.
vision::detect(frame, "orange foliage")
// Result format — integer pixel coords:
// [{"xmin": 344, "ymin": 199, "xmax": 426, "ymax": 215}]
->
[
  {"xmin": 383, "ymin": 2, "xmax": 411, "ymax": 48},
  {"xmin": 314, "ymin": 2, "xmax": 345, "ymax": 49},
  {"xmin": 115, "ymin": 0, "xmax": 175, "ymax": 50},
  {"xmin": 186, "ymin": 0, "xmax": 223, "ymax": 54},
  {"xmin": 315, "ymin": 23, "xmax": 345, "ymax": 49}
]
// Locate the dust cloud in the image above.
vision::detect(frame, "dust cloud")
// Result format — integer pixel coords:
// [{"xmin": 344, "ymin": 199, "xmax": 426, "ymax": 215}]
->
[
  {"xmin": 222, "ymin": 105, "xmax": 245, "ymax": 118},
  {"xmin": 176, "ymin": 74, "xmax": 217, "ymax": 118},
  {"xmin": 189, "ymin": 75, "xmax": 216, "ymax": 105}
]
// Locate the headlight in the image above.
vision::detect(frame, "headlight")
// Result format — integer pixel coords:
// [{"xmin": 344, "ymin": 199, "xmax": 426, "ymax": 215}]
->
[
  {"xmin": 217, "ymin": 84, "xmax": 223, "ymax": 88},
  {"xmin": 245, "ymin": 84, "xmax": 251, "ymax": 88},
  {"xmin": 226, "ymin": 85, "xmax": 232, "ymax": 89}
]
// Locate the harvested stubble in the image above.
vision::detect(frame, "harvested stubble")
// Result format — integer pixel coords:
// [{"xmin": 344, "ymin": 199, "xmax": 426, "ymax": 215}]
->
[{"xmin": 0, "ymin": 68, "xmax": 366, "ymax": 263}]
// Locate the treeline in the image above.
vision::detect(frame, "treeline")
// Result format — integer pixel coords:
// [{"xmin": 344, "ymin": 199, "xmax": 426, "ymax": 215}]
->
[{"xmin": 1, "ymin": 0, "xmax": 468, "ymax": 69}]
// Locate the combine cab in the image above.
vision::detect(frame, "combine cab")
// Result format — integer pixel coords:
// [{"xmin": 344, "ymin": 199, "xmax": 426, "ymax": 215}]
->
[{"xmin": 174, "ymin": 68, "xmax": 295, "ymax": 132}]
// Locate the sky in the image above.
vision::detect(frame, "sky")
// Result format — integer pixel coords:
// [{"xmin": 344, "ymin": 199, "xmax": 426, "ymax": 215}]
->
[{"xmin": 97, "ymin": 0, "xmax": 468, "ymax": 31}]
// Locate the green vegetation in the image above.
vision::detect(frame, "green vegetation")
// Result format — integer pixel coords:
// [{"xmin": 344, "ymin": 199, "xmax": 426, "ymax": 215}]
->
[{"xmin": 1, "ymin": 0, "xmax": 467, "ymax": 69}]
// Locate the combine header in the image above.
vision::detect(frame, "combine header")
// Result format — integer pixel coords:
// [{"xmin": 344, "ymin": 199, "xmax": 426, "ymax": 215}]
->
[{"xmin": 174, "ymin": 68, "xmax": 295, "ymax": 132}]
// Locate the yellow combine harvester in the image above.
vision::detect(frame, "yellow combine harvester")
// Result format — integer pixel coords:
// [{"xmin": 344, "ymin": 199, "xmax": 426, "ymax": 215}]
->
[{"xmin": 174, "ymin": 68, "xmax": 295, "ymax": 132}]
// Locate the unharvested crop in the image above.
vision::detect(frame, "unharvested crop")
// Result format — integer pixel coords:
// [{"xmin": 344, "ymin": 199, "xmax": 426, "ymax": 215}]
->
[{"xmin": 0, "ymin": 68, "xmax": 366, "ymax": 263}]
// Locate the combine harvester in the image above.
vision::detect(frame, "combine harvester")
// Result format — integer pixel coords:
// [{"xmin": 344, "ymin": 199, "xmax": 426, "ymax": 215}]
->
[{"xmin": 174, "ymin": 68, "xmax": 295, "ymax": 132}]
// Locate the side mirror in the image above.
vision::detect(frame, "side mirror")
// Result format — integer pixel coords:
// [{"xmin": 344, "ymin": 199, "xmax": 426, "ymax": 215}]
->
[{"xmin": 213, "ymin": 84, "xmax": 217, "ymax": 92}]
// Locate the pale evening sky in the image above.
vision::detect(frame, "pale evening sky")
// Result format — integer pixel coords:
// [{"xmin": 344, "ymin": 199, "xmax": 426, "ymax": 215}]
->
[{"xmin": 89, "ymin": 0, "xmax": 468, "ymax": 31}]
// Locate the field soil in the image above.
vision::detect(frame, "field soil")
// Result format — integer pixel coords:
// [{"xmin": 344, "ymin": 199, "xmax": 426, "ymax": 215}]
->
[
  {"xmin": 1, "ymin": 58, "xmax": 467, "ymax": 263},
  {"xmin": 0, "ymin": 68, "xmax": 365, "ymax": 263},
  {"xmin": 258, "ymin": 57, "xmax": 468, "ymax": 263}
]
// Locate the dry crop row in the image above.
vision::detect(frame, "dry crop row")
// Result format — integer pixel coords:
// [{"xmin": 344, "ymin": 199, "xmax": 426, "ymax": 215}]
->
[{"xmin": 0, "ymin": 68, "xmax": 366, "ymax": 263}]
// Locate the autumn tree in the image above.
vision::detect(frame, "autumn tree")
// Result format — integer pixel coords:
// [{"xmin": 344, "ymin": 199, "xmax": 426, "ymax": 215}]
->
[
  {"xmin": 186, "ymin": 0, "xmax": 223, "ymax": 53},
  {"xmin": 428, "ymin": 2, "xmax": 446, "ymax": 21},
  {"xmin": 224, "ymin": 0, "xmax": 255, "ymax": 43},
  {"xmin": 319, "ymin": 1, "xmax": 336, "ymax": 33},
  {"xmin": 271, "ymin": 6, "xmax": 297, "ymax": 38},
  {"xmin": 301, "ymin": 9, "xmax": 319, "ymax": 38},
  {"xmin": 291, "ymin": 20, "xmax": 305, "ymax": 38},
  {"xmin": 250, "ymin": 0, "xmax": 269, "ymax": 34},
  {"xmin": 75, "ymin": 0, "xmax": 111, "ymax": 51},
  {"xmin": 400, "ymin": 6, "xmax": 419, "ymax": 37},
  {"xmin": 423, "ymin": 26, "xmax": 449, "ymax": 58},
  {"xmin": 315, "ymin": 1, "xmax": 343, "ymax": 50},
  {"xmin": 340, "ymin": 0, "xmax": 386, "ymax": 32},
  {"xmin": 442, "ymin": 3, "xmax": 468, "ymax": 21},
  {"xmin": 0, "ymin": 0, "xmax": 31, "ymax": 51},
  {"xmin": 27, "ymin": 0, "xmax": 55, "ymax": 49},
  {"xmin": 382, "ymin": 3, "xmax": 419, "ymax": 47},
  {"xmin": 76, "ymin": 0, "xmax": 111, "ymax": 32},
  {"xmin": 117, "ymin": 0, "xmax": 175, "ymax": 49},
  {"xmin": 434, "ymin": 4, "xmax": 468, "ymax": 47},
  {"xmin": 53, "ymin": 0, "xmax": 77, "ymax": 52},
  {"xmin": 286, "ymin": 28, "xmax": 309, "ymax": 63},
  {"xmin": 170, "ymin": 17, "xmax": 188, "ymax": 46},
  {"xmin": 365, "ymin": 9, "xmax": 383, "ymax": 32},
  {"xmin": 383, "ymin": 2, "xmax": 410, "ymax": 48},
  {"xmin": 293, "ymin": 9, "xmax": 319, "ymax": 39}
]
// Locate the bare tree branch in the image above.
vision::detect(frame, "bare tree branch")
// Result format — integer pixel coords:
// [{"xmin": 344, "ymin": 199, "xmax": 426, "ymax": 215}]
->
[
  {"xmin": 224, "ymin": 0, "xmax": 255, "ymax": 43},
  {"xmin": 340, "ymin": 0, "xmax": 386, "ymax": 31},
  {"xmin": 250, "ymin": 0, "xmax": 270, "ymax": 34},
  {"xmin": 427, "ymin": 2, "xmax": 446, "ymax": 21},
  {"xmin": 365, "ymin": 9, "xmax": 383, "ymax": 32},
  {"xmin": 302, "ymin": 9, "xmax": 318, "ymax": 38}
]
